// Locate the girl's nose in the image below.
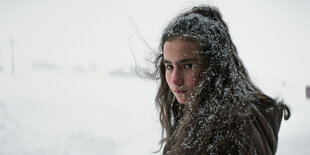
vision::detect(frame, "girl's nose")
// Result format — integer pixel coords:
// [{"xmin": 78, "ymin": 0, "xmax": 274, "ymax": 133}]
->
[{"xmin": 172, "ymin": 69, "xmax": 184, "ymax": 86}]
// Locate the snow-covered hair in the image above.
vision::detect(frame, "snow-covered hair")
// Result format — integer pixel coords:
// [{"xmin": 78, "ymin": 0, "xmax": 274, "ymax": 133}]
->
[{"xmin": 152, "ymin": 5, "xmax": 290, "ymax": 154}]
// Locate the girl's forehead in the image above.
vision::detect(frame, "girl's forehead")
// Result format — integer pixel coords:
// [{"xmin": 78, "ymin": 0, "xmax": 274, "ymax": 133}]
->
[{"xmin": 163, "ymin": 38, "xmax": 202, "ymax": 58}]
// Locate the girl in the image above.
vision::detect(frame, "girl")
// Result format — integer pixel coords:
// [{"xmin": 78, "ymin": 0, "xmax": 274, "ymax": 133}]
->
[{"xmin": 152, "ymin": 5, "xmax": 290, "ymax": 155}]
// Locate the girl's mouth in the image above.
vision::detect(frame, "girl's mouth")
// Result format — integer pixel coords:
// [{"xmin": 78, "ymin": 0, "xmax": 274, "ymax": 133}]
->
[{"xmin": 174, "ymin": 90, "xmax": 187, "ymax": 94}]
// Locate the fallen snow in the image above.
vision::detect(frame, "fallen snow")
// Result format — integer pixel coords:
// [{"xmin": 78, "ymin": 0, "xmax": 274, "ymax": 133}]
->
[{"xmin": 0, "ymin": 70, "xmax": 309, "ymax": 154}]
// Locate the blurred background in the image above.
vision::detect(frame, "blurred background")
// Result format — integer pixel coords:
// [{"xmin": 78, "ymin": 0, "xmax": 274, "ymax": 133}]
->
[{"xmin": 0, "ymin": 0, "xmax": 309, "ymax": 154}]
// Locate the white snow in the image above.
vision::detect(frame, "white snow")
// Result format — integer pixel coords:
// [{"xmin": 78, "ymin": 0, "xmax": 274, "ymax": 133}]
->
[
  {"xmin": 0, "ymin": 71, "xmax": 161, "ymax": 155},
  {"xmin": 0, "ymin": 70, "xmax": 309, "ymax": 154}
]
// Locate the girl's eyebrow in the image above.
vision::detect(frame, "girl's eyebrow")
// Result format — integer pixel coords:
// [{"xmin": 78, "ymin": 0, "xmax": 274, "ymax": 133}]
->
[
  {"xmin": 179, "ymin": 58, "xmax": 198, "ymax": 63},
  {"xmin": 163, "ymin": 59, "xmax": 171, "ymax": 64},
  {"xmin": 163, "ymin": 58, "xmax": 198, "ymax": 64}
]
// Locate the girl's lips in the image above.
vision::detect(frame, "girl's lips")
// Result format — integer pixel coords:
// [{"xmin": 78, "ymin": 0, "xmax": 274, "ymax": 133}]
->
[{"xmin": 174, "ymin": 90, "xmax": 187, "ymax": 94}]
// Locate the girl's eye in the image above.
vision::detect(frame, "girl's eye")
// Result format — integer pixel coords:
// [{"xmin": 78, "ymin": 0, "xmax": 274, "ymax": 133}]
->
[
  {"xmin": 165, "ymin": 65, "xmax": 173, "ymax": 70},
  {"xmin": 184, "ymin": 64, "xmax": 193, "ymax": 69}
]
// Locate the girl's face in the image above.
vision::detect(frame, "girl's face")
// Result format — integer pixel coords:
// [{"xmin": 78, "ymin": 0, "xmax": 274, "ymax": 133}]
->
[{"xmin": 163, "ymin": 38, "xmax": 203, "ymax": 104}]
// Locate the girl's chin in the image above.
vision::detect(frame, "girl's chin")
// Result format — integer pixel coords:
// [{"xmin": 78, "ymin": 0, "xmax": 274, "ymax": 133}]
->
[{"xmin": 176, "ymin": 97, "xmax": 188, "ymax": 104}]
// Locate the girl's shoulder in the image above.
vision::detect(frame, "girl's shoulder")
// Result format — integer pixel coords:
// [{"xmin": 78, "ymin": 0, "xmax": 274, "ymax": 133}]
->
[{"xmin": 247, "ymin": 96, "xmax": 285, "ymax": 154}]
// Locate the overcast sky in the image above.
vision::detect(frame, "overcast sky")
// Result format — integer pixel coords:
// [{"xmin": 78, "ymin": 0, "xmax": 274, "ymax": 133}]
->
[{"xmin": 0, "ymin": 0, "xmax": 309, "ymax": 81}]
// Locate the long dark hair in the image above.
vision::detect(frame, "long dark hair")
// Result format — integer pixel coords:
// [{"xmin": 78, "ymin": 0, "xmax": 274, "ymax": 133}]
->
[{"xmin": 151, "ymin": 5, "xmax": 290, "ymax": 154}]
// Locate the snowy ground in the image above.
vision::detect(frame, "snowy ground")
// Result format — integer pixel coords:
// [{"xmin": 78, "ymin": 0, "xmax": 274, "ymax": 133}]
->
[
  {"xmin": 0, "ymin": 70, "xmax": 309, "ymax": 155},
  {"xmin": 0, "ymin": 70, "xmax": 162, "ymax": 155}
]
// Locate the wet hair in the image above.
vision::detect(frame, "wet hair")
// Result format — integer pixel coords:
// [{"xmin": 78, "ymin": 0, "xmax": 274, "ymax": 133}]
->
[{"xmin": 151, "ymin": 5, "xmax": 290, "ymax": 154}]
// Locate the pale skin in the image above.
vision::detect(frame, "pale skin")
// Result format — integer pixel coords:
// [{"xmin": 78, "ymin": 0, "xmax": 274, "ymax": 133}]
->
[{"xmin": 163, "ymin": 37, "xmax": 203, "ymax": 104}]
